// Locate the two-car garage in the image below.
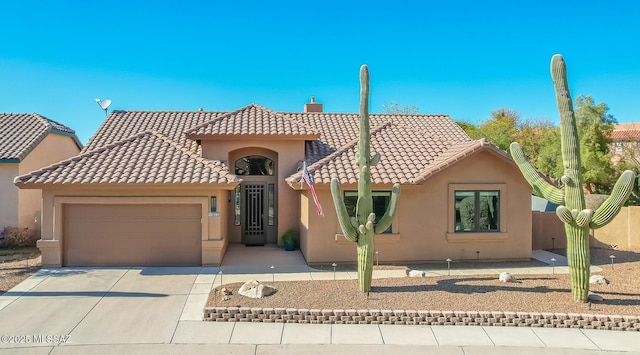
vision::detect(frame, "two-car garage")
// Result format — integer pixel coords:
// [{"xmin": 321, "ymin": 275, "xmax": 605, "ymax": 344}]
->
[{"xmin": 62, "ymin": 203, "xmax": 203, "ymax": 267}]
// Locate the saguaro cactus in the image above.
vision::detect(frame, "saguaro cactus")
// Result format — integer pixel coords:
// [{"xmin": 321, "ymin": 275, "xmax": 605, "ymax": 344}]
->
[
  {"xmin": 331, "ymin": 65, "xmax": 401, "ymax": 293},
  {"xmin": 510, "ymin": 54, "xmax": 636, "ymax": 302}
]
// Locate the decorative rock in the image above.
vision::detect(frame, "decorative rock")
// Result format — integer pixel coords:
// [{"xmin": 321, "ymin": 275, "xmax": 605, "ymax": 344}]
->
[
  {"xmin": 406, "ymin": 269, "xmax": 425, "ymax": 277},
  {"xmin": 588, "ymin": 292, "xmax": 604, "ymax": 302},
  {"xmin": 238, "ymin": 280, "xmax": 276, "ymax": 299},
  {"xmin": 499, "ymin": 272, "xmax": 517, "ymax": 283},
  {"xmin": 221, "ymin": 287, "xmax": 232, "ymax": 295},
  {"xmin": 589, "ymin": 275, "xmax": 610, "ymax": 285}
]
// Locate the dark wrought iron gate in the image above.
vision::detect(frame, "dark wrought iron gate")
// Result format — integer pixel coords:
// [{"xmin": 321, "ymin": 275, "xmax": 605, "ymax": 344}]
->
[{"xmin": 242, "ymin": 183, "xmax": 266, "ymax": 245}]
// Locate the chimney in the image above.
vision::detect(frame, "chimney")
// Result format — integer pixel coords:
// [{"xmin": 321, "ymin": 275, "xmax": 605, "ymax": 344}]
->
[{"xmin": 303, "ymin": 96, "xmax": 323, "ymax": 113}]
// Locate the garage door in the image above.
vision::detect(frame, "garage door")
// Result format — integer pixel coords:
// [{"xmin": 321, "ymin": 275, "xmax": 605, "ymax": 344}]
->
[{"xmin": 64, "ymin": 204, "xmax": 202, "ymax": 266}]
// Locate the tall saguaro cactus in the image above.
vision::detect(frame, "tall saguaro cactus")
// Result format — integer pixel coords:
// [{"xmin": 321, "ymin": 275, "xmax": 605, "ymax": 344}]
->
[
  {"xmin": 510, "ymin": 54, "xmax": 636, "ymax": 302},
  {"xmin": 331, "ymin": 65, "xmax": 401, "ymax": 293}
]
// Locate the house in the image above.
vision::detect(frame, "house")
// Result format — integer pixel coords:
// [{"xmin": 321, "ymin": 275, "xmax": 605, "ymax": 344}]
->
[
  {"xmin": 14, "ymin": 101, "xmax": 532, "ymax": 267},
  {"xmin": 610, "ymin": 123, "xmax": 640, "ymax": 166},
  {"xmin": 0, "ymin": 113, "xmax": 82, "ymax": 235}
]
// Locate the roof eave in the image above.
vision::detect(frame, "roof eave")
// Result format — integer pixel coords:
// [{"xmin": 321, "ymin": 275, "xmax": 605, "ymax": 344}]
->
[
  {"xmin": 187, "ymin": 133, "xmax": 321, "ymax": 141},
  {"xmin": 14, "ymin": 181, "xmax": 242, "ymax": 190}
]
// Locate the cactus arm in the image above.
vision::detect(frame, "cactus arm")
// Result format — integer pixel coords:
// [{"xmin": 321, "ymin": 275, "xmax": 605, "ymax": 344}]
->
[
  {"xmin": 556, "ymin": 205, "xmax": 573, "ymax": 224},
  {"xmin": 590, "ymin": 170, "xmax": 636, "ymax": 229},
  {"xmin": 510, "ymin": 142, "xmax": 565, "ymax": 205},
  {"xmin": 374, "ymin": 183, "xmax": 400, "ymax": 234},
  {"xmin": 330, "ymin": 178, "xmax": 358, "ymax": 242},
  {"xmin": 370, "ymin": 152, "xmax": 381, "ymax": 166}
]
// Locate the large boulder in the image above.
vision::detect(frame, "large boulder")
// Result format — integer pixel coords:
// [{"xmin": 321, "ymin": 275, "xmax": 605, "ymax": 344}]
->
[
  {"xmin": 499, "ymin": 272, "xmax": 517, "ymax": 283},
  {"xmin": 406, "ymin": 269, "xmax": 425, "ymax": 277},
  {"xmin": 589, "ymin": 275, "xmax": 610, "ymax": 285},
  {"xmin": 238, "ymin": 280, "xmax": 276, "ymax": 299}
]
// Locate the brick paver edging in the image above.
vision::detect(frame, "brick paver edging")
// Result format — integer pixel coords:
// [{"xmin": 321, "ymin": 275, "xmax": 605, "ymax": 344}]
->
[{"xmin": 203, "ymin": 307, "xmax": 640, "ymax": 331}]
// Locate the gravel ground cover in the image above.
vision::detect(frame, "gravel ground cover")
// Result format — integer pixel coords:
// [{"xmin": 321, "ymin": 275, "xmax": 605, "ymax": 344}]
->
[
  {"xmin": 0, "ymin": 253, "xmax": 41, "ymax": 296},
  {"xmin": 207, "ymin": 248, "xmax": 640, "ymax": 316}
]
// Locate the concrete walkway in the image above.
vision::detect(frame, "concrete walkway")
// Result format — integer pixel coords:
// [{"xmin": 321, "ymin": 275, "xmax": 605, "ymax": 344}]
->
[{"xmin": 0, "ymin": 246, "xmax": 636, "ymax": 354}]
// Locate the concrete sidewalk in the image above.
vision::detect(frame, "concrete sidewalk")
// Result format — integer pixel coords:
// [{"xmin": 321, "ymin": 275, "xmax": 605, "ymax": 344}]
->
[{"xmin": 0, "ymin": 247, "xmax": 637, "ymax": 354}]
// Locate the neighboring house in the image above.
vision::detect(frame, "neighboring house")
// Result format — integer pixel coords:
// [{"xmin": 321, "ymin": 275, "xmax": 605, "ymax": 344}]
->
[
  {"xmin": 0, "ymin": 113, "xmax": 82, "ymax": 234},
  {"xmin": 610, "ymin": 122, "xmax": 640, "ymax": 166},
  {"xmin": 15, "ymin": 101, "xmax": 532, "ymax": 267}
]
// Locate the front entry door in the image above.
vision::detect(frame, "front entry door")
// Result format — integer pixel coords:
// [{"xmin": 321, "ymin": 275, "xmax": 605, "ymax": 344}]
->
[{"xmin": 242, "ymin": 182, "xmax": 266, "ymax": 245}]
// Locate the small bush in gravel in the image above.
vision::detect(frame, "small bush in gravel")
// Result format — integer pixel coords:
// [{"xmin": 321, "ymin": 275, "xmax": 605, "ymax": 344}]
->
[{"xmin": 1, "ymin": 227, "xmax": 40, "ymax": 249}]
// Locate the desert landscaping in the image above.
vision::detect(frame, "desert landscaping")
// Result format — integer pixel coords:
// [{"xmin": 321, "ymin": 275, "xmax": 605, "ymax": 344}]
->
[{"xmin": 206, "ymin": 248, "xmax": 640, "ymax": 317}]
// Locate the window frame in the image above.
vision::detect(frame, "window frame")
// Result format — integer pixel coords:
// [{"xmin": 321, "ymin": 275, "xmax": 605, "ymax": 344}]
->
[
  {"xmin": 454, "ymin": 190, "xmax": 500, "ymax": 232},
  {"xmin": 234, "ymin": 155, "xmax": 275, "ymax": 176},
  {"xmin": 447, "ymin": 183, "xmax": 508, "ymax": 242},
  {"xmin": 343, "ymin": 190, "xmax": 393, "ymax": 234}
]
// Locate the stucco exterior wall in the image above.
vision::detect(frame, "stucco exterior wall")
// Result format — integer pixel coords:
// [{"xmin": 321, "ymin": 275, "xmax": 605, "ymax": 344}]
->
[
  {"xmin": 17, "ymin": 134, "xmax": 81, "ymax": 230},
  {"xmin": 36, "ymin": 186, "xmax": 232, "ymax": 267},
  {"xmin": 0, "ymin": 164, "xmax": 19, "ymax": 232},
  {"xmin": 532, "ymin": 207, "xmax": 640, "ymax": 251},
  {"xmin": 301, "ymin": 150, "xmax": 532, "ymax": 264},
  {"xmin": 594, "ymin": 206, "xmax": 640, "ymax": 250},
  {"xmin": 532, "ymin": 211, "xmax": 567, "ymax": 250},
  {"xmin": 201, "ymin": 138, "xmax": 306, "ymax": 244}
]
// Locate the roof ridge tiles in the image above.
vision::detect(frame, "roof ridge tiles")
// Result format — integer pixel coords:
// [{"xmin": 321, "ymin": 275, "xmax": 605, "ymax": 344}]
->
[
  {"xmin": 410, "ymin": 138, "xmax": 510, "ymax": 184},
  {"xmin": 183, "ymin": 104, "xmax": 267, "ymax": 136},
  {"xmin": 184, "ymin": 103, "xmax": 320, "ymax": 137}
]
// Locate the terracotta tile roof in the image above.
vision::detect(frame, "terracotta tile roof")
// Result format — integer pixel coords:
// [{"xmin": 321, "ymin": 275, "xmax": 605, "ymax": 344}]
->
[
  {"xmin": 0, "ymin": 113, "xmax": 81, "ymax": 161},
  {"xmin": 82, "ymin": 110, "xmax": 224, "ymax": 153},
  {"xmin": 287, "ymin": 122, "xmax": 458, "ymax": 185},
  {"xmin": 185, "ymin": 104, "xmax": 319, "ymax": 138},
  {"xmin": 285, "ymin": 112, "xmax": 470, "ymax": 165},
  {"xmin": 15, "ymin": 131, "xmax": 239, "ymax": 186},
  {"xmin": 24, "ymin": 104, "xmax": 483, "ymax": 187},
  {"xmin": 611, "ymin": 129, "xmax": 640, "ymax": 140}
]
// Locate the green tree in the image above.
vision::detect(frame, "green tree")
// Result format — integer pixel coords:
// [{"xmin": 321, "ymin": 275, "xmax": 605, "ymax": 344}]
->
[
  {"xmin": 456, "ymin": 120, "xmax": 481, "ymax": 139},
  {"xmin": 477, "ymin": 108, "xmax": 520, "ymax": 151},
  {"xmin": 513, "ymin": 118, "xmax": 558, "ymax": 171},
  {"xmin": 381, "ymin": 101, "xmax": 419, "ymax": 114},
  {"xmin": 533, "ymin": 127, "xmax": 563, "ymax": 180},
  {"xmin": 574, "ymin": 95, "xmax": 616, "ymax": 193}
]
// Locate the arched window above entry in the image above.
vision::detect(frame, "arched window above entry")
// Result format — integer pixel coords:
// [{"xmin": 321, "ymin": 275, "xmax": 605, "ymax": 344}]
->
[{"xmin": 235, "ymin": 155, "xmax": 275, "ymax": 176}]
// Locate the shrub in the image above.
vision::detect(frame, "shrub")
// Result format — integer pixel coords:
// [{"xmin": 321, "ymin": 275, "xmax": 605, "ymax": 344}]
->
[{"xmin": 1, "ymin": 227, "xmax": 40, "ymax": 249}]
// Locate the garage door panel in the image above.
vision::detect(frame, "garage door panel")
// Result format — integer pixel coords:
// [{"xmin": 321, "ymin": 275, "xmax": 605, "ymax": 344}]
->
[{"xmin": 64, "ymin": 204, "xmax": 202, "ymax": 267}]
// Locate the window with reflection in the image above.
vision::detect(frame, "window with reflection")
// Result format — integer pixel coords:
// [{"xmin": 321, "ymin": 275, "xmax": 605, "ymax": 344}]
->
[
  {"xmin": 235, "ymin": 155, "xmax": 275, "ymax": 176},
  {"xmin": 343, "ymin": 191, "xmax": 392, "ymax": 233},
  {"xmin": 454, "ymin": 191, "xmax": 500, "ymax": 232}
]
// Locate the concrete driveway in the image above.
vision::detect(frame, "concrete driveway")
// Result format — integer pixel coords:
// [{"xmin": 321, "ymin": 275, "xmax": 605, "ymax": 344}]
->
[{"xmin": 1, "ymin": 260, "xmax": 639, "ymax": 354}]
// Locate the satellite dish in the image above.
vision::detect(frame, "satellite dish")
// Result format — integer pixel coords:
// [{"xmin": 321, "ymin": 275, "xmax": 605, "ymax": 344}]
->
[{"xmin": 95, "ymin": 98, "xmax": 112, "ymax": 117}]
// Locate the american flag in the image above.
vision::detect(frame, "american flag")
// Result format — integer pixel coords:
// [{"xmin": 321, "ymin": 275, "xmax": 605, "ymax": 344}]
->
[{"xmin": 302, "ymin": 162, "xmax": 324, "ymax": 217}]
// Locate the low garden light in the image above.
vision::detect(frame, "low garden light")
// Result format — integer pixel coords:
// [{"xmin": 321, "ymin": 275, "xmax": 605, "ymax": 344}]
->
[
  {"xmin": 218, "ymin": 270, "xmax": 223, "ymax": 289},
  {"xmin": 446, "ymin": 258, "xmax": 452, "ymax": 276},
  {"xmin": 332, "ymin": 263, "xmax": 337, "ymax": 280},
  {"xmin": 476, "ymin": 251, "xmax": 480, "ymax": 265},
  {"xmin": 610, "ymin": 255, "xmax": 616, "ymax": 270},
  {"xmin": 375, "ymin": 251, "xmax": 379, "ymax": 266},
  {"xmin": 551, "ymin": 258, "xmax": 556, "ymax": 274},
  {"xmin": 270, "ymin": 265, "xmax": 275, "ymax": 282}
]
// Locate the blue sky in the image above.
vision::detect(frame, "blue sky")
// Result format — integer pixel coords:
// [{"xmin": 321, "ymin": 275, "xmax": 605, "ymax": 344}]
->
[{"xmin": 1, "ymin": 1, "xmax": 639, "ymax": 144}]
